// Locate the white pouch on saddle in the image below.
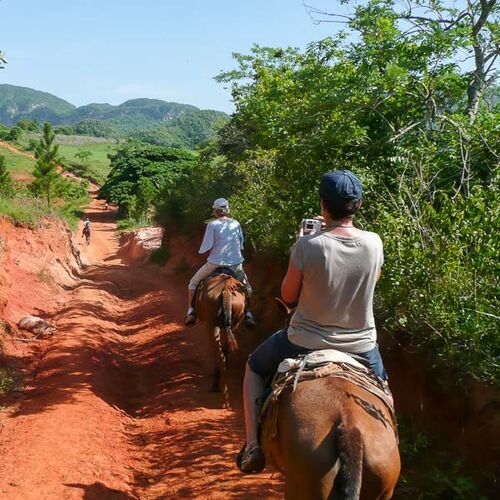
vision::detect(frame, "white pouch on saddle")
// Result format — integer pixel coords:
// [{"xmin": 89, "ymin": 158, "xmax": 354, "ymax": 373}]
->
[{"xmin": 277, "ymin": 349, "xmax": 367, "ymax": 373}]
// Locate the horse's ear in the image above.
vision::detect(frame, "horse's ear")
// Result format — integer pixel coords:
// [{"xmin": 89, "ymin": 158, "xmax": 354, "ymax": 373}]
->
[{"xmin": 275, "ymin": 297, "xmax": 292, "ymax": 317}]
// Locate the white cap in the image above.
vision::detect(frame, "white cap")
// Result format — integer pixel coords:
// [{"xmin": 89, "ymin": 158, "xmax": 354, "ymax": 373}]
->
[{"xmin": 212, "ymin": 198, "xmax": 229, "ymax": 210}]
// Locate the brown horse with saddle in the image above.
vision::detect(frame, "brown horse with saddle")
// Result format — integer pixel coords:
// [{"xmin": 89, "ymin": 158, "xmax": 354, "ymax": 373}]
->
[
  {"xmin": 238, "ymin": 170, "xmax": 401, "ymax": 498},
  {"xmin": 194, "ymin": 268, "xmax": 247, "ymax": 408},
  {"xmin": 256, "ymin": 302, "xmax": 400, "ymax": 499}
]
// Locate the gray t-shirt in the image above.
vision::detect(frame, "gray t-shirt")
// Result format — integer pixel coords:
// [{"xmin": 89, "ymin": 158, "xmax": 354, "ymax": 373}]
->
[{"xmin": 287, "ymin": 230, "xmax": 384, "ymax": 354}]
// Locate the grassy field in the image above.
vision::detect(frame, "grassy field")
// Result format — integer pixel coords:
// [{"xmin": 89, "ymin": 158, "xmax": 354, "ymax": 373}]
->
[
  {"xmin": 0, "ymin": 144, "xmax": 35, "ymax": 176},
  {"xmin": 11, "ymin": 133, "xmax": 117, "ymax": 183},
  {"xmin": 57, "ymin": 142, "xmax": 116, "ymax": 183}
]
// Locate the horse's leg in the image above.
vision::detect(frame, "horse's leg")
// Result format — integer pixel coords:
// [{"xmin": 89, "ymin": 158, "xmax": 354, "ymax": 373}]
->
[{"xmin": 212, "ymin": 325, "xmax": 229, "ymax": 408}]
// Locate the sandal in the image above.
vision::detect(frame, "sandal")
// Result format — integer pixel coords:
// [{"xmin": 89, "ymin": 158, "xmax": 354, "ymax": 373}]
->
[{"xmin": 236, "ymin": 442, "xmax": 265, "ymax": 473}]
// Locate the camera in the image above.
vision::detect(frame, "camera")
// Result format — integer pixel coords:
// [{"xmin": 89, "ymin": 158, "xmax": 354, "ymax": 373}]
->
[{"xmin": 301, "ymin": 218, "xmax": 322, "ymax": 235}]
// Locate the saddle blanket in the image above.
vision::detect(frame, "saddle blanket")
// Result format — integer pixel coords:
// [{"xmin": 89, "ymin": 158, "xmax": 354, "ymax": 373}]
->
[
  {"xmin": 277, "ymin": 349, "xmax": 367, "ymax": 374},
  {"xmin": 261, "ymin": 352, "xmax": 397, "ymax": 459}
]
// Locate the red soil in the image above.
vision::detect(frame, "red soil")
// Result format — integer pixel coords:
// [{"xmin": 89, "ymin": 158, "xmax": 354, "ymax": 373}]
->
[{"xmin": 0, "ymin": 195, "xmax": 283, "ymax": 499}]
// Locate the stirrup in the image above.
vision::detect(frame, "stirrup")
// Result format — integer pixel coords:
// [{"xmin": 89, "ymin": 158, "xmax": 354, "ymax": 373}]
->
[{"xmin": 184, "ymin": 313, "xmax": 196, "ymax": 327}]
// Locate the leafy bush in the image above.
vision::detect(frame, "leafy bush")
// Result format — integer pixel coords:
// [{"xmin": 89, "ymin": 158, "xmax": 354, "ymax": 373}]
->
[
  {"xmin": 74, "ymin": 119, "xmax": 115, "ymax": 138},
  {"xmin": 54, "ymin": 125, "xmax": 75, "ymax": 135},
  {"xmin": 0, "ymin": 367, "xmax": 14, "ymax": 395},
  {"xmin": 7, "ymin": 126, "xmax": 23, "ymax": 141},
  {"xmin": 15, "ymin": 119, "xmax": 39, "ymax": 131},
  {"xmin": 0, "ymin": 124, "xmax": 9, "ymax": 139},
  {"xmin": 395, "ymin": 417, "xmax": 488, "ymax": 499},
  {"xmin": 100, "ymin": 142, "xmax": 196, "ymax": 221}
]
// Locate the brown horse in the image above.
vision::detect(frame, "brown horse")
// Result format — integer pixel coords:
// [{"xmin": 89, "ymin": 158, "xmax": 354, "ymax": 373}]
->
[
  {"xmin": 195, "ymin": 273, "xmax": 246, "ymax": 408},
  {"xmin": 262, "ymin": 301, "xmax": 401, "ymax": 499}
]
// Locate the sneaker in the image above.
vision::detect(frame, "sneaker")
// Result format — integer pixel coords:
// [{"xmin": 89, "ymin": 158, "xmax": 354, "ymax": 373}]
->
[
  {"xmin": 244, "ymin": 311, "xmax": 256, "ymax": 328},
  {"xmin": 184, "ymin": 313, "xmax": 196, "ymax": 327},
  {"xmin": 236, "ymin": 443, "xmax": 265, "ymax": 473}
]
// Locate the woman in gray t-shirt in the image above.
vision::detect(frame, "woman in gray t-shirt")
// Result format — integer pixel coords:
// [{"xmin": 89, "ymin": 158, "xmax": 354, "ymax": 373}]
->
[{"xmin": 238, "ymin": 170, "xmax": 388, "ymax": 474}]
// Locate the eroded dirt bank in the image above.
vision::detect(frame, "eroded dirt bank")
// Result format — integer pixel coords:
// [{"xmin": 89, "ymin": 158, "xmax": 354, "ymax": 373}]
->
[{"xmin": 0, "ymin": 199, "xmax": 283, "ymax": 499}]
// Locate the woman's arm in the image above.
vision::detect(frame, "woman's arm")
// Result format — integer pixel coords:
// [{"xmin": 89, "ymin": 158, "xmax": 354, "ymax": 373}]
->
[
  {"xmin": 198, "ymin": 222, "xmax": 215, "ymax": 254},
  {"xmin": 281, "ymin": 259, "xmax": 303, "ymax": 306}
]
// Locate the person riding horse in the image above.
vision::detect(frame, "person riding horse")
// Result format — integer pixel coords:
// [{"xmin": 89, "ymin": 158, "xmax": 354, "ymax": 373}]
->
[
  {"xmin": 82, "ymin": 218, "xmax": 91, "ymax": 244},
  {"xmin": 185, "ymin": 198, "xmax": 255, "ymax": 328},
  {"xmin": 239, "ymin": 170, "xmax": 388, "ymax": 473}
]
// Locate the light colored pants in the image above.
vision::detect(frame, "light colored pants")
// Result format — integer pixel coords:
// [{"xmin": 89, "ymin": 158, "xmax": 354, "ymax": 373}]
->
[{"xmin": 188, "ymin": 262, "xmax": 252, "ymax": 296}]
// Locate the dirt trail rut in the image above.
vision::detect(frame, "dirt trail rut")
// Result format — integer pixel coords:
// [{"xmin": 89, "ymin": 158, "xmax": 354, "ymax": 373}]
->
[{"xmin": 0, "ymin": 195, "xmax": 283, "ymax": 499}]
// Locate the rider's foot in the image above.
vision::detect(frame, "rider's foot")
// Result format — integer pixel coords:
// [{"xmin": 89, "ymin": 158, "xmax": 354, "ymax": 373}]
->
[
  {"xmin": 244, "ymin": 311, "xmax": 256, "ymax": 328},
  {"xmin": 236, "ymin": 442, "xmax": 265, "ymax": 473},
  {"xmin": 185, "ymin": 308, "xmax": 196, "ymax": 327},
  {"xmin": 184, "ymin": 313, "xmax": 196, "ymax": 326}
]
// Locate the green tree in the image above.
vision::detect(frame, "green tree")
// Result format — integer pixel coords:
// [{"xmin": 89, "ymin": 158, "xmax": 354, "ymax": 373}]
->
[
  {"xmin": 99, "ymin": 143, "xmax": 196, "ymax": 218},
  {"xmin": 30, "ymin": 123, "xmax": 61, "ymax": 207},
  {"xmin": 0, "ymin": 155, "xmax": 13, "ymax": 198},
  {"xmin": 75, "ymin": 149, "xmax": 92, "ymax": 163},
  {"xmin": 15, "ymin": 119, "xmax": 39, "ymax": 132},
  {"xmin": 7, "ymin": 126, "xmax": 23, "ymax": 141}
]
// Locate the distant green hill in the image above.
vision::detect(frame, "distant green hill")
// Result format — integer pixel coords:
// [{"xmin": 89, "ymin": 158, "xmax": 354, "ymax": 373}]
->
[
  {"xmin": 0, "ymin": 84, "xmax": 75, "ymax": 124},
  {"xmin": 0, "ymin": 84, "xmax": 229, "ymax": 147}
]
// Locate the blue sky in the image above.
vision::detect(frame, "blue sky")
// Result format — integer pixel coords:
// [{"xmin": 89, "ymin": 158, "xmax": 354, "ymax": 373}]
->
[{"xmin": 1, "ymin": 0, "xmax": 347, "ymax": 112}]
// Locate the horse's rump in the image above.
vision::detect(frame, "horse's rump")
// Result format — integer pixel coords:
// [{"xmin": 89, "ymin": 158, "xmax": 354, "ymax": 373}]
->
[
  {"xmin": 195, "ymin": 273, "xmax": 246, "ymax": 325},
  {"xmin": 261, "ymin": 358, "xmax": 397, "ymax": 469}
]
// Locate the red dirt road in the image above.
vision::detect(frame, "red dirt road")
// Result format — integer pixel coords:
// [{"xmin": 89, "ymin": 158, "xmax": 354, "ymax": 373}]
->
[{"xmin": 0, "ymin": 196, "xmax": 283, "ymax": 499}]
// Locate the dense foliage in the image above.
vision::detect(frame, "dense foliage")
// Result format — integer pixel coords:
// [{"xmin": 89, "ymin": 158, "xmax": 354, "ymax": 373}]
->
[
  {"xmin": 163, "ymin": 1, "xmax": 499, "ymax": 381},
  {"xmin": 100, "ymin": 143, "xmax": 196, "ymax": 222}
]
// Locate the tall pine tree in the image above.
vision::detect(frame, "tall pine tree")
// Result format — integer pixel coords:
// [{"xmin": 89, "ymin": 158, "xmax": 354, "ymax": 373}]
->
[
  {"xmin": 30, "ymin": 123, "xmax": 60, "ymax": 207},
  {"xmin": 0, "ymin": 155, "xmax": 13, "ymax": 197}
]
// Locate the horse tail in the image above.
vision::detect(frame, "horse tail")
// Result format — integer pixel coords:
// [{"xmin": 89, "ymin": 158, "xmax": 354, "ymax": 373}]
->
[
  {"xmin": 222, "ymin": 286, "xmax": 238, "ymax": 352},
  {"xmin": 334, "ymin": 418, "xmax": 363, "ymax": 500}
]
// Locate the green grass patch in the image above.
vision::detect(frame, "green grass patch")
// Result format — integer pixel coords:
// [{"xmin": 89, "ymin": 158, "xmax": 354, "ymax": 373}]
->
[
  {"xmin": 8, "ymin": 135, "xmax": 117, "ymax": 184},
  {"xmin": 57, "ymin": 142, "xmax": 117, "ymax": 184},
  {"xmin": 116, "ymin": 218, "xmax": 151, "ymax": 232},
  {"xmin": 0, "ymin": 194, "xmax": 89, "ymax": 229},
  {"xmin": 0, "ymin": 195, "xmax": 48, "ymax": 226},
  {"xmin": 57, "ymin": 197, "xmax": 88, "ymax": 229},
  {"xmin": 0, "ymin": 368, "xmax": 14, "ymax": 395},
  {"xmin": 0, "ymin": 144, "xmax": 35, "ymax": 176}
]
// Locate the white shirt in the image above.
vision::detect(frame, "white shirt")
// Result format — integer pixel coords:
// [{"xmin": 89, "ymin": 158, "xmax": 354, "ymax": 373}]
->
[{"xmin": 199, "ymin": 218, "xmax": 245, "ymax": 266}]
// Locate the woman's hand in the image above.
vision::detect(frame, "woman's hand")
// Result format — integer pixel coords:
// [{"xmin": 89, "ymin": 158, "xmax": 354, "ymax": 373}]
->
[{"xmin": 313, "ymin": 215, "xmax": 326, "ymax": 229}]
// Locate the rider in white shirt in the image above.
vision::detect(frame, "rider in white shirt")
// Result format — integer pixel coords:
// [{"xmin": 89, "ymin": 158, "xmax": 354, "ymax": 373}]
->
[{"xmin": 185, "ymin": 198, "xmax": 255, "ymax": 327}]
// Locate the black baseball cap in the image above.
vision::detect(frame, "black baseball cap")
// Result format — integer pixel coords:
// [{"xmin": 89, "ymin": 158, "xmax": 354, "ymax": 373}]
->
[{"xmin": 319, "ymin": 170, "xmax": 363, "ymax": 204}]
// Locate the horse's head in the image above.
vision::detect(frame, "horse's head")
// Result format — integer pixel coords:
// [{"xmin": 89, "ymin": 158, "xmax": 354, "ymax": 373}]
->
[{"xmin": 275, "ymin": 297, "xmax": 296, "ymax": 328}]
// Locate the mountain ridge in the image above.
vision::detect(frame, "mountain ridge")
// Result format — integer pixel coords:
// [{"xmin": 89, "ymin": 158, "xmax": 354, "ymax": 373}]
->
[
  {"xmin": 0, "ymin": 84, "xmax": 229, "ymax": 148},
  {"xmin": 0, "ymin": 84, "xmax": 225, "ymax": 125}
]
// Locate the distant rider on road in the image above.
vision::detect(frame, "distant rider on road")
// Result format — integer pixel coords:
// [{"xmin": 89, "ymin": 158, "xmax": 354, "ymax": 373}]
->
[{"xmin": 82, "ymin": 218, "xmax": 91, "ymax": 243}]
